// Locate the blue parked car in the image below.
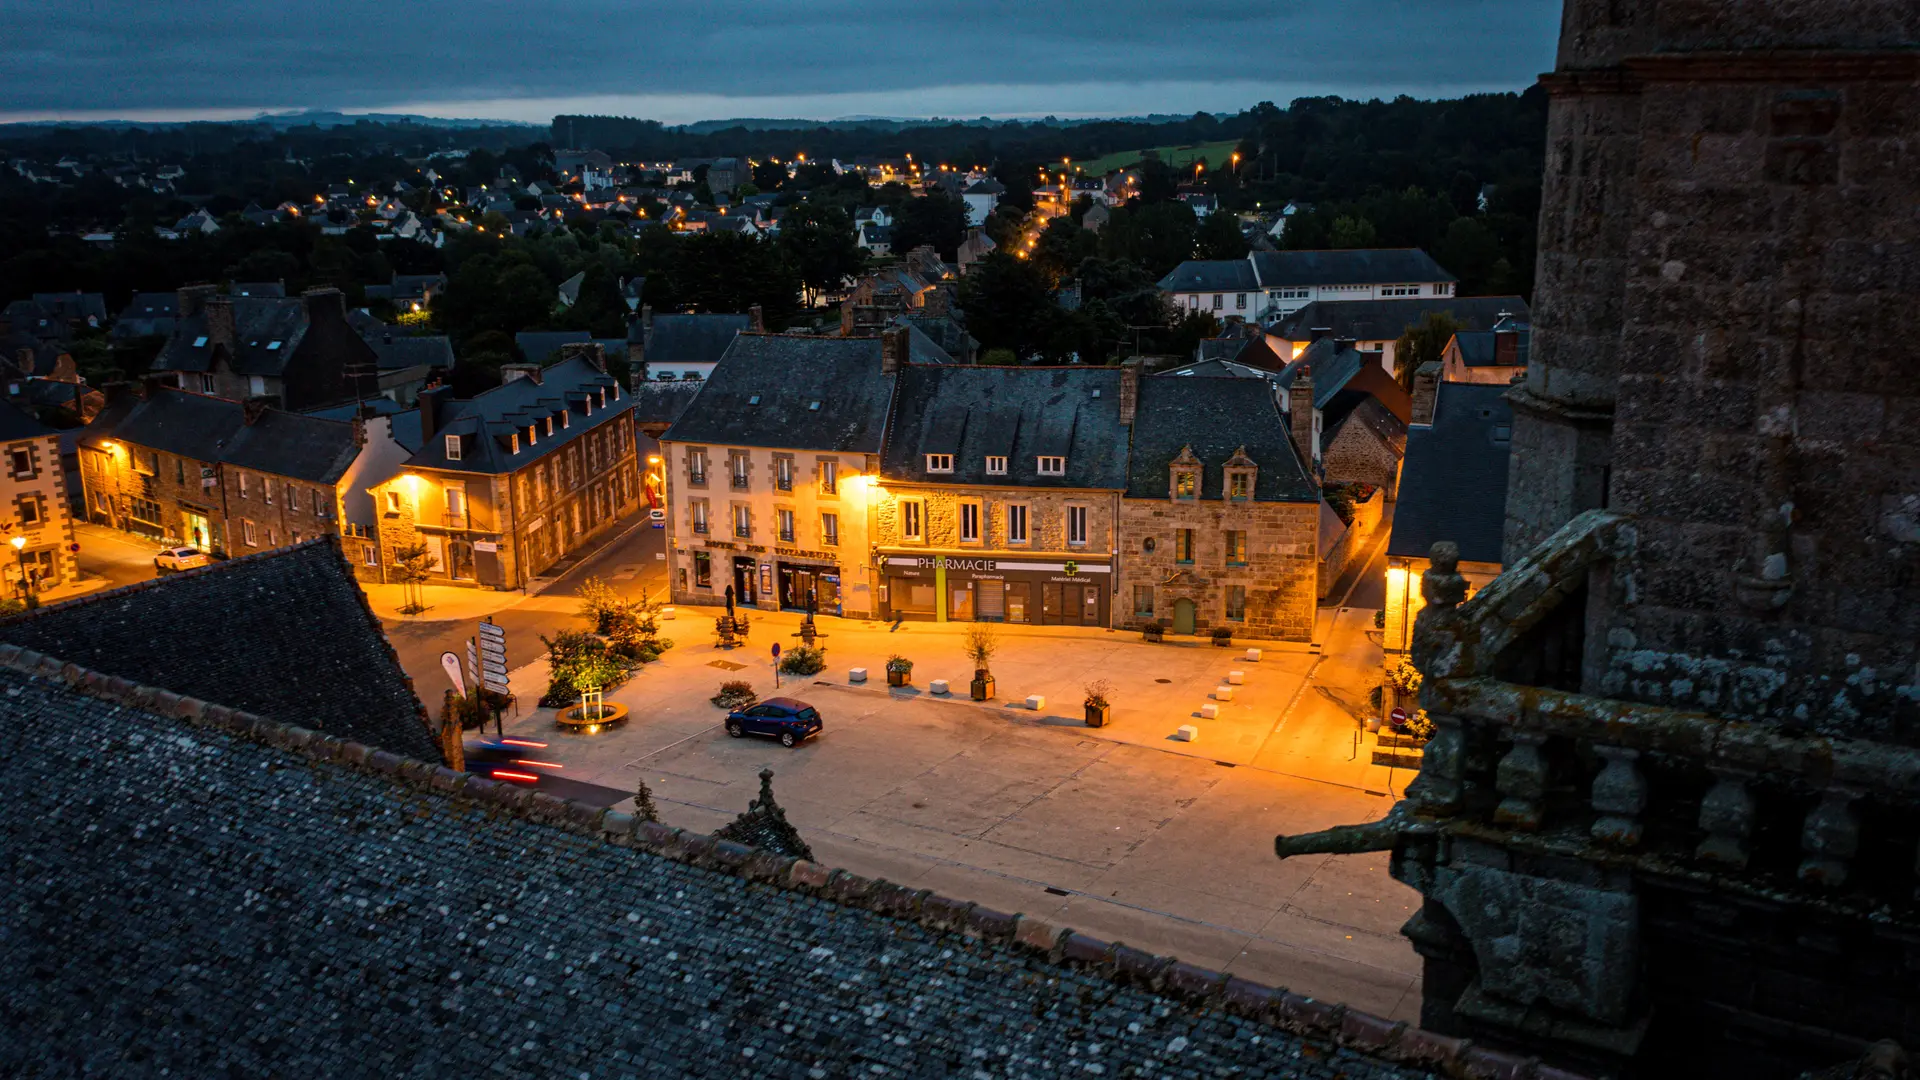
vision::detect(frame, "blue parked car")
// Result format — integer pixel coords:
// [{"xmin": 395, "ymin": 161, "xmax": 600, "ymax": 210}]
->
[{"xmin": 725, "ymin": 697, "xmax": 823, "ymax": 748}]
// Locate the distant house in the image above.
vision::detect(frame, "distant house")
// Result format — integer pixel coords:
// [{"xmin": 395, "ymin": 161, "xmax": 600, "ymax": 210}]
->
[
  {"xmin": 167, "ymin": 209, "xmax": 220, "ymax": 238},
  {"xmin": 707, "ymin": 157, "xmax": 743, "ymax": 194},
  {"xmin": 230, "ymin": 281, "xmax": 286, "ymax": 298},
  {"xmin": 1080, "ymin": 202, "xmax": 1111, "ymax": 234},
  {"xmin": 1380, "ymin": 381, "xmax": 1512, "ymax": 708},
  {"xmin": 961, "ymin": 178, "xmax": 1005, "ymax": 226},
  {"xmin": 556, "ymin": 271, "xmax": 586, "ymax": 309},
  {"xmin": 620, "ymin": 276, "xmax": 645, "ymax": 311},
  {"xmin": 148, "ymin": 286, "xmax": 382, "ymax": 411},
  {"xmin": 1267, "ymin": 296, "xmax": 1531, "ymax": 378},
  {"xmin": 1159, "ymin": 248, "xmax": 1458, "ymax": 321},
  {"xmin": 112, "ymin": 293, "xmax": 181, "ymax": 339},
  {"xmin": 345, "ymin": 311, "xmax": 451, "ymax": 405},
  {"xmin": 858, "ymin": 221, "xmax": 893, "ymax": 257},
  {"xmin": 629, "ymin": 309, "xmax": 752, "ymax": 383},
  {"xmin": 30, "ymin": 292, "xmax": 108, "ymax": 330},
  {"xmin": 1439, "ymin": 313, "xmax": 1530, "ymax": 385},
  {"xmin": 956, "ymin": 227, "xmax": 996, "ymax": 273},
  {"xmin": 0, "ymin": 404, "xmax": 80, "ymax": 598}
]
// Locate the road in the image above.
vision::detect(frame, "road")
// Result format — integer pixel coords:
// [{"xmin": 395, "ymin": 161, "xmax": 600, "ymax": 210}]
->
[{"xmin": 73, "ymin": 523, "xmax": 168, "ymax": 591}]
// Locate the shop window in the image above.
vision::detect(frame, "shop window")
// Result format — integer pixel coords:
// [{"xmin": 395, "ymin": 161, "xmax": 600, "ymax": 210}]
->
[
  {"xmin": 821, "ymin": 512, "xmax": 838, "ymax": 546},
  {"xmin": 1225, "ymin": 530, "xmax": 1247, "ymax": 566},
  {"xmin": 1066, "ymin": 505, "xmax": 1088, "ymax": 546},
  {"xmin": 1175, "ymin": 528, "xmax": 1194, "ymax": 564},
  {"xmin": 958, "ymin": 502, "xmax": 980, "ymax": 544},
  {"xmin": 1133, "ymin": 586, "xmax": 1154, "ymax": 617},
  {"xmin": 1226, "ymin": 585, "xmax": 1247, "ymax": 622},
  {"xmin": 693, "ymin": 551, "xmax": 712, "ymax": 587},
  {"xmin": 1006, "ymin": 504, "xmax": 1028, "ymax": 545},
  {"xmin": 900, "ymin": 499, "xmax": 925, "ymax": 542}
]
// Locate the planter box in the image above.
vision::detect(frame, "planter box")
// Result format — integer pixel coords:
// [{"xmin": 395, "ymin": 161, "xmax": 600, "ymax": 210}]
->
[
  {"xmin": 1372, "ymin": 748, "xmax": 1425, "ymax": 769},
  {"xmin": 1211, "ymin": 632, "xmax": 1234, "ymax": 647},
  {"xmin": 970, "ymin": 675, "xmax": 995, "ymax": 701},
  {"xmin": 1142, "ymin": 626, "xmax": 1165, "ymax": 643},
  {"xmin": 886, "ymin": 670, "xmax": 911, "ymax": 688},
  {"xmin": 1084, "ymin": 702, "xmax": 1111, "ymax": 728}
]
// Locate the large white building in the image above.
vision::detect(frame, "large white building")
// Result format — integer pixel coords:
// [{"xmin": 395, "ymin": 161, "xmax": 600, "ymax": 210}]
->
[{"xmin": 1157, "ymin": 249, "xmax": 1458, "ymax": 321}]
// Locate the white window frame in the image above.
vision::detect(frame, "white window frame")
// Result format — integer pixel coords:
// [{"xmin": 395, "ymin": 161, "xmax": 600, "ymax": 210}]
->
[
  {"xmin": 776, "ymin": 508, "xmax": 796, "ymax": 543},
  {"xmin": 1006, "ymin": 503, "xmax": 1029, "ymax": 545},
  {"xmin": 732, "ymin": 504, "xmax": 751, "ymax": 538},
  {"xmin": 8, "ymin": 448, "xmax": 29, "ymax": 478},
  {"xmin": 446, "ymin": 485, "xmax": 467, "ymax": 521},
  {"xmin": 984, "ymin": 455, "xmax": 1006, "ymax": 476},
  {"xmin": 925, "ymin": 453, "xmax": 954, "ymax": 474},
  {"xmin": 384, "ymin": 489, "xmax": 401, "ymax": 513},
  {"xmin": 691, "ymin": 499, "xmax": 709, "ymax": 534},
  {"xmin": 1066, "ymin": 505, "xmax": 1088, "ymax": 547},
  {"xmin": 774, "ymin": 456, "xmax": 793, "ymax": 491},
  {"xmin": 958, "ymin": 501, "xmax": 981, "ymax": 544},
  {"xmin": 238, "ymin": 472, "xmax": 249, "ymax": 498},
  {"xmin": 688, "ymin": 448, "xmax": 708, "ymax": 485},
  {"xmin": 243, "ymin": 519, "xmax": 258, "ymax": 546},
  {"xmin": 821, "ymin": 511, "xmax": 839, "ymax": 546},
  {"xmin": 444, "ymin": 433, "xmax": 462, "ymax": 461},
  {"xmin": 900, "ymin": 498, "xmax": 925, "ymax": 543},
  {"xmin": 1036, "ymin": 456, "xmax": 1065, "ymax": 477},
  {"xmin": 819, "ymin": 459, "xmax": 838, "ymax": 494}
]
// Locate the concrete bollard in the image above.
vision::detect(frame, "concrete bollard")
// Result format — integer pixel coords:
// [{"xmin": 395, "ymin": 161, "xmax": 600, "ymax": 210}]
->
[
  {"xmin": 1026, "ymin": 694, "xmax": 1046, "ymax": 710},
  {"xmin": 1244, "ymin": 648, "xmax": 1261, "ymax": 662},
  {"xmin": 1227, "ymin": 670, "xmax": 1245, "ymax": 685},
  {"xmin": 1175, "ymin": 724, "xmax": 1199, "ymax": 742},
  {"xmin": 930, "ymin": 679, "xmax": 950, "ymax": 695},
  {"xmin": 1213, "ymin": 685, "xmax": 1234, "ymax": 701},
  {"xmin": 849, "ymin": 667, "xmax": 868, "ymax": 683},
  {"xmin": 1200, "ymin": 703, "xmax": 1219, "ymax": 719},
  {"xmin": 661, "ymin": 606, "xmax": 677, "ymax": 621}
]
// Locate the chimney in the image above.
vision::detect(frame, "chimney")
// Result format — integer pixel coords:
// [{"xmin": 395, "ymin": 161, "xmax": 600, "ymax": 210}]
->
[
  {"xmin": 1333, "ymin": 336, "xmax": 1357, "ymax": 353},
  {"xmin": 1494, "ymin": 316, "xmax": 1519, "ymax": 367},
  {"xmin": 205, "ymin": 296, "xmax": 236, "ymax": 349},
  {"xmin": 418, "ymin": 384, "xmax": 453, "ymax": 443},
  {"xmin": 1118, "ymin": 359, "xmax": 1140, "ymax": 426},
  {"xmin": 1410, "ymin": 361, "xmax": 1441, "ymax": 426},
  {"xmin": 839, "ymin": 299, "xmax": 855, "ymax": 337},
  {"xmin": 560, "ymin": 342, "xmax": 606, "ymax": 373},
  {"xmin": 1307, "ymin": 326, "xmax": 1331, "ymax": 345},
  {"xmin": 748, "ymin": 304, "xmax": 764, "ymax": 333},
  {"xmin": 242, "ymin": 396, "xmax": 271, "ymax": 426},
  {"xmin": 880, "ymin": 326, "xmax": 909, "ymax": 374},
  {"xmin": 176, "ymin": 283, "xmax": 217, "ymax": 318},
  {"xmin": 500, "ymin": 363, "xmax": 542, "ymax": 384},
  {"xmin": 302, "ymin": 286, "xmax": 347, "ymax": 323},
  {"xmin": 138, "ymin": 372, "xmax": 172, "ymax": 400},
  {"xmin": 1288, "ymin": 370, "xmax": 1315, "ymax": 467}
]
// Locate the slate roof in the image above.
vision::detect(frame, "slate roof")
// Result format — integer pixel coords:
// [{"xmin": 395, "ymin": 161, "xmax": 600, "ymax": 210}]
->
[
  {"xmin": 1389, "ymin": 381, "xmax": 1513, "ymax": 565},
  {"xmin": 1197, "ymin": 335, "xmax": 1254, "ymax": 364},
  {"xmin": 231, "ymin": 281, "xmax": 286, "ymax": 298},
  {"xmin": 0, "ymin": 539, "xmax": 438, "ymax": 761},
  {"xmin": 1451, "ymin": 318, "xmax": 1531, "ymax": 368},
  {"xmin": 85, "ymin": 386, "xmax": 362, "ymax": 484},
  {"xmin": 629, "ymin": 381, "xmax": 702, "ymax": 427},
  {"xmin": 111, "ymin": 292, "xmax": 180, "ymax": 338},
  {"xmin": 0, "ymin": 399, "xmax": 57, "ymax": 440},
  {"xmin": 1157, "ymin": 258, "xmax": 1260, "ymax": 293},
  {"xmin": 30, "ymin": 291, "xmax": 108, "ymax": 323},
  {"xmin": 557, "ymin": 270, "xmax": 586, "ymax": 306},
  {"xmin": 0, "ymin": 654, "xmax": 1485, "ymax": 1080},
  {"xmin": 516, "ymin": 330, "xmax": 592, "ymax": 363},
  {"xmin": 1249, "ymin": 248, "xmax": 1456, "ymax": 288},
  {"xmin": 1271, "ymin": 296, "xmax": 1528, "ymax": 342},
  {"xmin": 405, "ymin": 355, "xmax": 628, "ymax": 475},
  {"xmin": 151, "ymin": 297, "xmax": 314, "ymax": 377},
  {"xmin": 347, "ymin": 310, "xmax": 456, "ymax": 370},
  {"xmin": 635, "ymin": 313, "xmax": 749, "ymax": 367},
  {"xmin": 665, "ymin": 334, "xmax": 895, "ymax": 453},
  {"xmin": 880, "ymin": 365, "xmax": 1129, "ymax": 489},
  {"xmin": 1129, "ymin": 376, "xmax": 1316, "ymax": 501},
  {"xmin": 1323, "ymin": 397, "xmax": 1408, "ymax": 458}
]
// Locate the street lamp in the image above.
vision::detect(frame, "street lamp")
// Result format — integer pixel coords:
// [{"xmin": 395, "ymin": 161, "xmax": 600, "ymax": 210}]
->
[{"xmin": 10, "ymin": 534, "xmax": 34, "ymax": 609}]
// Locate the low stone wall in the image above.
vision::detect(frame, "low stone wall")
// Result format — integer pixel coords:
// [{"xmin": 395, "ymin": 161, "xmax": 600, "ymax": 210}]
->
[{"xmin": 1318, "ymin": 487, "xmax": 1384, "ymax": 600}]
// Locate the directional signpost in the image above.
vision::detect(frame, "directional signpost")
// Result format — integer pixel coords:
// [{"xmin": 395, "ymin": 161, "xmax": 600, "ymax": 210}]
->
[{"xmin": 478, "ymin": 618, "xmax": 509, "ymax": 695}]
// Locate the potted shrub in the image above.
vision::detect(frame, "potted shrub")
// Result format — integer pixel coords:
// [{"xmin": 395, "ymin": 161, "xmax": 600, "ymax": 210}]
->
[
  {"xmin": 1211, "ymin": 626, "xmax": 1234, "ymax": 647},
  {"xmin": 965, "ymin": 624, "xmax": 998, "ymax": 701},
  {"xmin": 779, "ymin": 645, "xmax": 827, "ymax": 676},
  {"xmin": 1083, "ymin": 679, "xmax": 1113, "ymax": 728},
  {"xmin": 711, "ymin": 680, "xmax": 757, "ymax": 709},
  {"xmin": 1142, "ymin": 622, "xmax": 1165, "ymax": 643},
  {"xmin": 885, "ymin": 655, "xmax": 913, "ymax": 688}
]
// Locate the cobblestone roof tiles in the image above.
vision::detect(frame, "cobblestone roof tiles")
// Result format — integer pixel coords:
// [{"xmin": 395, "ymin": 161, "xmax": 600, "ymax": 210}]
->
[
  {"xmin": 0, "ymin": 645, "xmax": 1580, "ymax": 1080},
  {"xmin": 0, "ymin": 538, "xmax": 440, "ymax": 762}
]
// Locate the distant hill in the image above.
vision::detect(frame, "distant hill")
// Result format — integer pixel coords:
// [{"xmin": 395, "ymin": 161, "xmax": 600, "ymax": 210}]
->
[{"xmin": 0, "ymin": 109, "xmax": 540, "ymax": 133}]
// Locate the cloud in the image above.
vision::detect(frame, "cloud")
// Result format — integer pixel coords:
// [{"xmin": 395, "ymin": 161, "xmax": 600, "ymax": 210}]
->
[{"xmin": 0, "ymin": 0, "xmax": 1559, "ymax": 120}]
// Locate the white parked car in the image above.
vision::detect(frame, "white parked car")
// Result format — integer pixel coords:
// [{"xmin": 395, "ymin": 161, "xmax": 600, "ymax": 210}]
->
[{"xmin": 154, "ymin": 546, "xmax": 212, "ymax": 573}]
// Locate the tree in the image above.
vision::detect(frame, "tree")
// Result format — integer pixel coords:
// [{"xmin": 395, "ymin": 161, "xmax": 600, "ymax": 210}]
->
[
  {"xmin": 751, "ymin": 160, "xmax": 787, "ymax": 191},
  {"xmin": 559, "ymin": 262, "xmax": 627, "ymax": 338},
  {"xmin": 1098, "ymin": 201, "xmax": 1197, "ymax": 279},
  {"xmin": 633, "ymin": 776, "xmax": 661, "ymax": 823},
  {"xmin": 958, "ymin": 251, "xmax": 1061, "ymax": 362},
  {"xmin": 890, "ymin": 189, "xmax": 969, "ymax": 259},
  {"xmin": 1192, "ymin": 211, "xmax": 1248, "ymax": 260},
  {"xmin": 775, "ymin": 202, "xmax": 862, "ymax": 306},
  {"xmin": 1328, "ymin": 215, "xmax": 1379, "ymax": 249},
  {"xmin": 1031, "ymin": 216, "xmax": 1097, "ymax": 286},
  {"xmin": 1392, "ymin": 312, "xmax": 1464, "ymax": 391},
  {"xmin": 671, "ymin": 231, "xmax": 801, "ymax": 326},
  {"xmin": 1134, "ymin": 158, "xmax": 1178, "ymax": 204},
  {"xmin": 391, "ymin": 541, "xmax": 436, "ymax": 615}
]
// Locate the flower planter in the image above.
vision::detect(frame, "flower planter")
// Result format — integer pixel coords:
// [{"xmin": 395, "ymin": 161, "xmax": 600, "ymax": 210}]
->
[
  {"xmin": 970, "ymin": 671, "xmax": 995, "ymax": 701},
  {"xmin": 886, "ymin": 669, "xmax": 911, "ymax": 688},
  {"xmin": 1141, "ymin": 625, "xmax": 1165, "ymax": 643},
  {"xmin": 1084, "ymin": 702, "xmax": 1111, "ymax": 727},
  {"xmin": 1210, "ymin": 629, "xmax": 1234, "ymax": 647}
]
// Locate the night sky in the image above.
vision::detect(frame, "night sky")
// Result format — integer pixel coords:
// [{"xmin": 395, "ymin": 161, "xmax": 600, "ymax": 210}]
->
[{"xmin": 1, "ymin": 0, "xmax": 1561, "ymax": 123}]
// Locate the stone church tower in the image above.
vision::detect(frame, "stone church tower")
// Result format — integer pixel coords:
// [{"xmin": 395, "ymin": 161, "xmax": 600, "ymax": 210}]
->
[{"xmin": 1280, "ymin": 3, "xmax": 1920, "ymax": 1076}]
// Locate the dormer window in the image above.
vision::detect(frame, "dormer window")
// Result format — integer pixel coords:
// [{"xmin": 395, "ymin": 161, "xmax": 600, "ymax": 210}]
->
[
  {"xmin": 444, "ymin": 434, "xmax": 462, "ymax": 461},
  {"xmin": 560, "ymin": 410, "xmax": 569, "ymax": 428},
  {"xmin": 985, "ymin": 456, "xmax": 1006, "ymax": 476},
  {"xmin": 925, "ymin": 453, "xmax": 954, "ymax": 474},
  {"xmin": 1222, "ymin": 446, "xmax": 1258, "ymax": 502},
  {"xmin": 545, "ymin": 416, "xmax": 554, "ymax": 436},
  {"xmin": 1036, "ymin": 456, "xmax": 1065, "ymax": 476},
  {"xmin": 510, "ymin": 433, "xmax": 520, "ymax": 454},
  {"xmin": 1173, "ymin": 471, "xmax": 1196, "ymax": 500},
  {"xmin": 1228, "ymin": 473, "xmax": 1248, "ymax": 500}
]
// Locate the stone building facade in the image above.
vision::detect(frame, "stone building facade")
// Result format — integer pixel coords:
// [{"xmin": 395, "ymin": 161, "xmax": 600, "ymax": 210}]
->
[
  {"xmin": 1280, "ymin": 5, "xmax": 1920, "ymax": 1077},
  {"xmin": 367, "ymin": 358, "xmax": 640, "ymax": 590},
  {"xmin": 0, "ymin": 408, "xmax": 79, "ymax": 598}
]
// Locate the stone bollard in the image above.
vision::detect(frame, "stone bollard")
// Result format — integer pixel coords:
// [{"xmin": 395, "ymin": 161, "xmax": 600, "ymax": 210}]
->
[
  {"xmin": 849, "ymin": 667, "xmax": 868, "ymax": 683},
  {"xmin": 1200, "ymin": 703, "xmax": 1219, "ymax": 719},
  {"xmin": 1213, "ymin": 685, "xmax": 1235, "ymax": 701},
  {"xmin": 930, "ymin": 679, "xmax": 950, "ymax": 695},
  {"xmin": 1227, "ymin": 670, "xmax": 1244, "ymax": 685},
  {"xmin": 1244, "ymin": 648, "xmax": 1261, "ymax": 662},
  {"xmin": 1026, "ymin": 694, "xmax": 1045, "ymax": 710},
  {"xmin": 1175, "ymin": 725, "xmax": 1199, "ymax": 742}
]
